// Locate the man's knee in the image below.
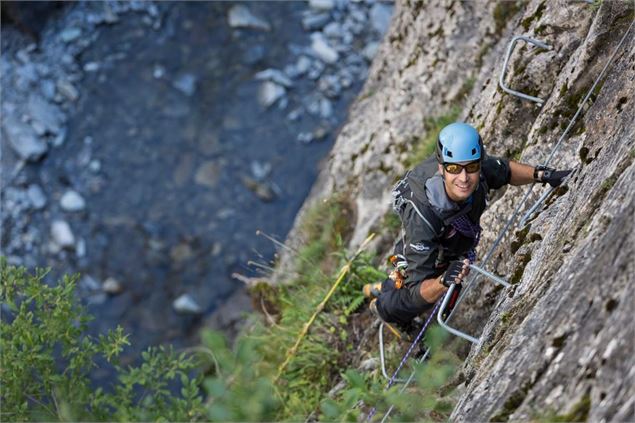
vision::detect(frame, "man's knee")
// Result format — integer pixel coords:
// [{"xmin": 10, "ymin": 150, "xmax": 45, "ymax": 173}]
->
[
  {"xmin": 408, "ymin": 282, "xmax": 433, "ymax": 311},
  {"xmin": 376, "ymin": 283, "xmax": 432, "ymax": 325}
]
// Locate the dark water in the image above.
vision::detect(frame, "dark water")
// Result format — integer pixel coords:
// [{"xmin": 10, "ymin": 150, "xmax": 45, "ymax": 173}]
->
[{"xmin": 31, "ymin": 2, "xmax": 366, "ymax": 360}]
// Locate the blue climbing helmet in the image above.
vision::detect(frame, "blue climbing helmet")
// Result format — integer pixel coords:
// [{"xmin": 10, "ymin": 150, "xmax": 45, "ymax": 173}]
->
[{"xmin": 436, "ymin": 122, "xmax": 483, "ymax": 163}]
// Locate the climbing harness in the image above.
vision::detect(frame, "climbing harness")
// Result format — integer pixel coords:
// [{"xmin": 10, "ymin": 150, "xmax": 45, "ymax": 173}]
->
[
  {"xmin": 449, "ymin": 215, "xmax": 482, "ymax": 263},
  {"xmin": 499, "ymin": 36, "xmax": 552, "ymax": 105},
  {"xmin": 368, "ymin": 17, "xmax": 634, "ymax": 422},
  {"xmin": 388, "ymin": 255, "xmax": 407, "ymax": 289}
]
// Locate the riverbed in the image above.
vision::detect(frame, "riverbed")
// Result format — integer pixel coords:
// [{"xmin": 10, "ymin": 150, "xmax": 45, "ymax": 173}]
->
[{"xmin": 1, "ymin": 0, "xmax": 393, "ymax": 369}]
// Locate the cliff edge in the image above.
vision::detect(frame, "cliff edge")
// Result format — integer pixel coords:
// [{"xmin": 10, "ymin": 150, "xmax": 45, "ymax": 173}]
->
[{"xmin": 275, "ymin": 0, "xmax": 634, "ymax": 420}]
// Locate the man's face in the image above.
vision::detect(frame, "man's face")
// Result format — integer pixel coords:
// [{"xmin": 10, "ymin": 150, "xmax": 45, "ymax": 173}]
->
[{"xmin": 438, "ymin": 161, "xmax": 480, "ymax": 203}]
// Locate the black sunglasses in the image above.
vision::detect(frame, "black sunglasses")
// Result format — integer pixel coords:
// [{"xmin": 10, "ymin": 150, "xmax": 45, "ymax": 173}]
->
[{"xmin": 443, "ymin": 161, "xmax": 481, "ymax": 174}]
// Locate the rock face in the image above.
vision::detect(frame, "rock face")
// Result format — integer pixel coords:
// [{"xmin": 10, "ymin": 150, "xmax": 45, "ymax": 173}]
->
[{"xmin": 276, "ymin": 0, "xmax": 634, "ymax": 420}]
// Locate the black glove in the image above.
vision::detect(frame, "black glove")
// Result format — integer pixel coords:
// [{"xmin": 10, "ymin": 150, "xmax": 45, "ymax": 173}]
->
[
  {"xmin": 535, "ymin": 166, "xmax": 572, "ymax": 187},
  {"xmin": 441, "ymin": 260, "xmax": 465, "ymax": 288}
]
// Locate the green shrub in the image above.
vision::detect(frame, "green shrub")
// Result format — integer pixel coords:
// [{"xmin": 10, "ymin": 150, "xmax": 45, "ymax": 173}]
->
[
  {"xmin": 198, "ymin": 331, "xmax": 279, "ymax": 421},
  {"xmin": 0, "ymin": 258, "xmax": 204, "ymax": 422},
  {"xmin": 239, "ymin": 193, "xmax": 464, "ymax": 420},
  {"xmin": 320, "ymin": 326, "xmax": 462, "ymax": 422},
  {"xmin": 235, "ymin": 194, "xmax": 392, "ymax": 419}
]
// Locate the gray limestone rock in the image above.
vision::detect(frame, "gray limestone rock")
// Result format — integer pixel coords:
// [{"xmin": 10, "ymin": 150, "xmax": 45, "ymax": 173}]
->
[
  {"xmin": 194, "ymin": 161, "xmax": 221, "ymax": 188},
  {"xmin": 309, "ymin": 0, "xmax": 335, "ymax": 11},
  {"xmin": 153, "ymin": 64, "xmax": 166, "ymax": 79},
  {"xmin": 227, "ymin": 5, "xmax": 271, "ymax": 31},
  {"xmin": 27, "ymin": 95, "xmax": 65, "ymax": 135},
  {"xmin": 76, "ymin": 238, "xmax": 86, "ymax": 258},
  {"xmin": 40, "ymin": 80, "xmax": 57, "ymax": 100},
  {"xmin": 362, "ymin": 41, "xmax": 379, "ymax": 61},
  {"xmin": 258, "ymin": 81, "xmax": 286, "ymax": 108},
  {"xmin": 310, "ymin": 33, "xmax": 339, "ymax": 64},
  {"xmin": 2, "ymin": 115, "xmax": 48, "ymax": 162},
  {"xmin": 173, "ymin": 294, "xmax": 203, "ymax": 314},
  {"xmin": 358, "ymin": 357, "xmax": 379, "ymax": 371},
  {"xmin": 27, "ymin": 184, "xmax": 47, "ymax": 210},
  {"xmin": 51, "ymin": 220, "xmax": 75, "ymax": 249},
  {"xmin": 83, "ymin": 62, "xmax": 100, "ymax": 72},
  {"xmin": 172, "ymin": 73, "xmax": 197, "ymax": 96},
  {"xmin": 103, "ymin": 277, "xmax": 124, "ymax": 294},
  {"xmin": 56, "ymin": 79, "xmax": 79, "ymax": 102},
  {"xmin": 60, "ymin": 27, "xmax": 82, "ymax": 43},
  {"xmin": 240, "ymin": 175, "xmax": 276, "ymax": 202},
  {"xmin": 254, "ymin": 68, "xmax": 293, "ymax": 88},
  {"xmin": 302, "ymin": 12, "xmax": 331, "ymax": 31},
  {"xmin": 60, "ymin": 190, "xmax": 86, "ymax": 212},
  {"xmin": 369, "ymin": 3, "xmax": 393, "ymax": 34},
  {"xmin": 80, "ymin": 274, "xmax": 101, "ymax": 291},
  {"xmin": 250, "ymin": 160, "xmax": 272, "ymax": 181},
  {"xmin": 297, "ymin": 56, "xmax": 312, "ymax": 75}
]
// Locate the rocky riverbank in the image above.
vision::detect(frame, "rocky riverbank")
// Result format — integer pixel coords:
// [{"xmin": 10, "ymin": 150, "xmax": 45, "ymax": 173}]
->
[{"xmin": 1, "ymin": 0, "xmax": 393, "ymax": 358}]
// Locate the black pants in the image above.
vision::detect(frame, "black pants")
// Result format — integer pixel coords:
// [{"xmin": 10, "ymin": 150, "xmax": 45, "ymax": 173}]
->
[{"xmin": 375, "ymin": 278, "xmax": 434, "ymax": 328}]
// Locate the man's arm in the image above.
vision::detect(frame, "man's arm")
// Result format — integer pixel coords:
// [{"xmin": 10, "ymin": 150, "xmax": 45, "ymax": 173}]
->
[
  {"xmin": 419, "ymin": 275, "xmax": 447, "ymax": 302},
  {"xmin": 419, "ymin": 259, "xmax": 470, "ymax": 302},
  {"xmin": 509, "ymin": 160, "xmax": 537, "ymax": 185},
  {"xmin": 509, "ymin": 160, "xmax": 571, "ymax": 187}
]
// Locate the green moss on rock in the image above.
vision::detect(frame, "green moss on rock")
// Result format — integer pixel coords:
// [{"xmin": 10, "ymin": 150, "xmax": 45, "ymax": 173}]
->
[
  {"xmin": 510, "ymin": 252, "xmax": 532, "ymax": 285},
  {"xmin": 490, "ymin": 382, "xmax": 532, "ymax": 421},
  {"xmin": 511, "ymin": 226, "xmax": 530, "ymax": 254},
  {"xmin": 521, "ymin": 1, "xmax": 546, "ymax": 30},
  {"xmin": 493, "ymin": 1, "xmax": 524, "ymax": 35},
  {"xmin": 556, "ymin": 393, "xmax": 591, "ymax": 422}
]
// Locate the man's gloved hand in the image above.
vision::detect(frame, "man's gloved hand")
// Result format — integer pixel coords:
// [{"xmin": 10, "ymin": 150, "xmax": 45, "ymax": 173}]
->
[
  {"xmin": 441, "ymin": 259, "xmax": 470, "ymax": 287},
  {"xmin": 535, "ymin": 166, "xmax": 572, "ymax": 187}
]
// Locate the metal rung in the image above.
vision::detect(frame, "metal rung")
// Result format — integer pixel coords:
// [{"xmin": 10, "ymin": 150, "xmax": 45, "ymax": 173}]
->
[
  {"xmin": 437, "ymin": 265, "xmax": 511, "ymax": 344},
  {"xmin": 499, "ymin": 35, "xmax": 552, "ymax": 105},
  {"xmin": 378, "ymin": 322, "xmax": 408, "ymax": 383},
  {"xmin": 469, "ymin": 264, "xmax": 511, "ymax": 288}
]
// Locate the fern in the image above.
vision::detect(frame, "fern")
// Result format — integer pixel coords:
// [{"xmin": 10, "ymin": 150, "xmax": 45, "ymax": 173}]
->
[{"xmin": 344, "ymin": 295, "xmax": 366, "ymax": 316}]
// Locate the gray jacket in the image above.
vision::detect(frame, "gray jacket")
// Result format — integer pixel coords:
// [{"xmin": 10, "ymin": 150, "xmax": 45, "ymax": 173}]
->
[{"xmin": 392, "ymin": 155, "xmax": 511, "ymax": 285}]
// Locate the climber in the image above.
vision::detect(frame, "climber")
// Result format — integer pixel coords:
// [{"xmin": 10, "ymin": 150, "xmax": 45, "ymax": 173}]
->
[{"xmin": 364, "ymin": 122, "xmax": 571, "ymax": 334}]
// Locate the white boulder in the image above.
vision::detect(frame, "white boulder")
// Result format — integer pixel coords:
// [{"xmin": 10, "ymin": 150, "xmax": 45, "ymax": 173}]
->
[
  {"xmin": 60, "ymin": 190, "xmax": 86, "ymax": 212},
  {"xmin": 173, "ymin": 294, "xmax": 203, "ymax": 314},
  {"xmin": 51, "ymin": 220, "xmax": 75, "ymax": 249},
  {"xmin": 311, "ymin": 33, "xmax": 339, "ymax": 64},
  {"xmin": 258, "ymin": 81, "xmax": 286, "ymax": 108},
  {"xmin": 228, "ymin": 5, "xmax": 270, "ymax": 31}
]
